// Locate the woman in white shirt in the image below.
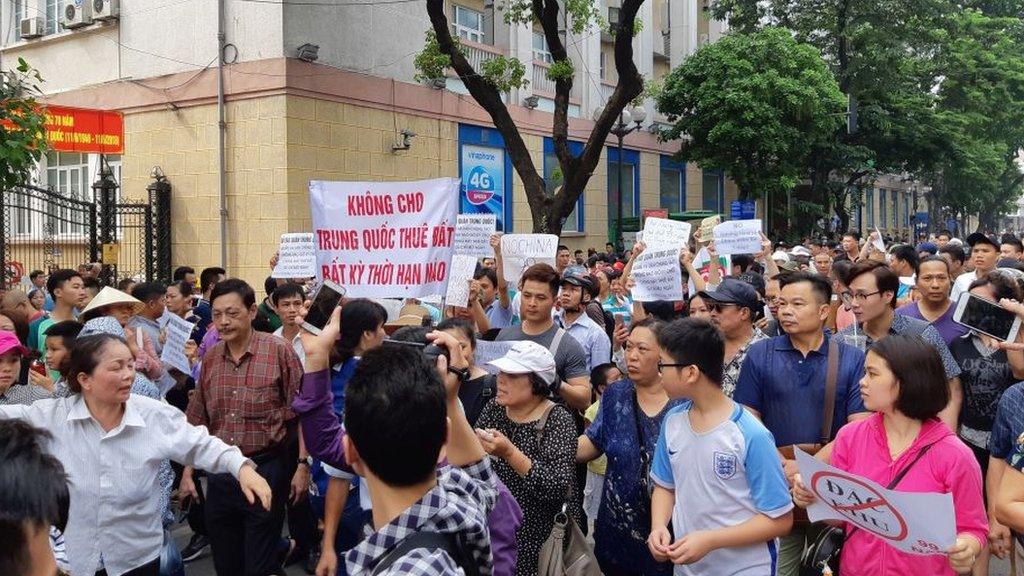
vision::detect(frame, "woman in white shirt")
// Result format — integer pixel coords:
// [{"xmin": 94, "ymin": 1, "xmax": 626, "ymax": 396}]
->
[{"xmin": 0, "ymin": 332, "xmax": 272, "ymax": 576}]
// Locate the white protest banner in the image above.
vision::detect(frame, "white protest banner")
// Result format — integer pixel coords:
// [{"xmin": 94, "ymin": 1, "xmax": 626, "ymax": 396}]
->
[
  {"xmin": 310, "ymin": 178, "xmax": 460, "ymax": 298},
  {"xmin": 642, "ymin": 217, "xmax": 692, "ymax": 251},
  {"xmin": 500, "ymin": 234, "xmax": 558, "ymax": 286},
  {"xmin": 475, "ymin": 340, "xmax": 519, "ymax": 374},
  {"xmin": 795, "ymin": 449, "xmax": 956, "ymax": 556},
  {"xmin": 160, "ymin": 314, "xmax": 195, "ymax": 375},
  {"xmin": 713, "ymin": 219, "xmax": 763, "ymax": 255},
  {"xmin": 631, "ymin": 249, "xmax": 684, "ymax": 302},
  {"xmin": 697, "ymin": 215, "xmax": 721, "ymax": 243},
  {"xmin": 272, "ymin": 233, "xmax": 317, "ymax": 279},
  {"xmin": 688, "ymin": 247, "xmax": 731, "ymax": 295},
  {"xmin": 445, "ymin": 254, "xmax": 478, "ymax": 308},
  {"xmin": 453, "ymin": 214, "xmax": 497, "ymax": 257}
]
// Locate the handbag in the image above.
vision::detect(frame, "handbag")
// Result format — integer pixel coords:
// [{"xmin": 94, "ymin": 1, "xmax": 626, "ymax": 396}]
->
[
  {"xmin": 798, "ymin": 442, "xmax": 938, "ymax": 576},
  {"xmin": 533, "ymin": 403, "xmax": 602, "ymax": 576}
]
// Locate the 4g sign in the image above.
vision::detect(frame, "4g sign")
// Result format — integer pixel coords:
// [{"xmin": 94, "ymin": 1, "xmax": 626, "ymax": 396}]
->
[{"xmin": 795, "ymin": 449, "xmax": 956, "ymax": 556}]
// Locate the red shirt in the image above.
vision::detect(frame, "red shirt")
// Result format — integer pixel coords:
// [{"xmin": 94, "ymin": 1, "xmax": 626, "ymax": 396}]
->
[{"xmin": 187, "ymin": 330, "xmax": 303, "ymax": 456}]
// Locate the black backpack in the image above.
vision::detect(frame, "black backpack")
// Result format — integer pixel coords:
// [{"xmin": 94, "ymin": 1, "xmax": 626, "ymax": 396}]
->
[{"xmin": 371, "ymin": 531, "xmax": 481, "ymax": 576}]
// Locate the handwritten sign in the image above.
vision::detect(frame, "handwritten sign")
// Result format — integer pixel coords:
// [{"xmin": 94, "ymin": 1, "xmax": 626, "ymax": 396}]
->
[
  {"xmin": 445, "ymin": 254, "xmax": 478, "ymax": 308},
  {"xmin": 795, "ymin": 449, "xmax": 956, "ymax": 556},
  {"xmin": 272, "ymin": 233, "xmax": 317, "ymax": 279},
  {"xmin": 642, "ymin": 217, "xmax": 692, "ymax": 251},
  {"xmin": 453, "ymin": 214, "xmax": 497, "ymax": 257},
  {"xmin": 476, "ymin": 340, "xmax": 519, "ymax": 374},
  {"xmin": 310, "ymin": 178, "xmax": 460, "ymax": 298},
  {"xmin": 500, "ymin": 234, "xmax": 558, "ymax": 287},
  {"xmin": 160, "ymin": 314, "xmax": 196, "ymax": 375},
  {"xmin": 697, "ymin": 215, "xmax": 721, "ymax": 243},
  {"xmin": 872, "ymin": 228, "xmax": 886, "ymax": 253},
  {"xmin": 631, "ymin": 249, "xmax": 684, "ymax": 302},
  {"xmin": 713, "ymin": 219, "xmax": 763, "ymax": 255}
]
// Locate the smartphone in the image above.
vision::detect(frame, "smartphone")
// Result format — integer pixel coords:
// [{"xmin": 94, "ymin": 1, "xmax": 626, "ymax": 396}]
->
[
  {"xmin": 301, "ymin": 279, "xmax": 346, "ymax": 335},
  {"xmin": 30, "ymin": 360, "xmax": 47, "ymax": 376},
  {"xmin": 614, "ymin": 313, "xmax": 625, "ymax": 327},
  {"xmin": 953, "ymin": 292, "xmax": 1022, "ymax": 342}
]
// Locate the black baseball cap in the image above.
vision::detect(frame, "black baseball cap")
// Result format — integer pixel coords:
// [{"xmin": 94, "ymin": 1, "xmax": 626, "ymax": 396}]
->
[
  {"xmin": 966, "ymin": 232, "xmax": 1000, "ymax": 249},
  {"xmin": 699, "ymin": 278, "xmax": 762, "ymax": 316}
]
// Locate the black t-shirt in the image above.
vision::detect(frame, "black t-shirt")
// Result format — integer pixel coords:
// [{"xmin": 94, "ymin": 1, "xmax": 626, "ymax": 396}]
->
[
  {"xmin": 458, "ymin": 373, "xmax": 496, "ymax": 427},
  {"xmin": 950, "ymin": 335, "xmax": 1016, "ymax": 431}
]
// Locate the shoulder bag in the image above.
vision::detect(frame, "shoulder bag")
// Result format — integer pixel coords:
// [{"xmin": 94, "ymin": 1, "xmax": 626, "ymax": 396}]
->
[
  {"xmin": 798, "ymin": 442, "xmax": 939, "ymax": 576},
  {"xmin": 534, "ymin": 403, "xmax": 602, "ymax": 576}
]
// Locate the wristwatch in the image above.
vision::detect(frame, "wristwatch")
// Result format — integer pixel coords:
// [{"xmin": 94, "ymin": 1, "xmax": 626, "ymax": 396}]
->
[
  {"xmin": 448, "ymin": 365, "xmax": 471, "ymax": 383},
  {"xmin": 297, "ymin": 456, "xmax": 312, "ymax": 467}
]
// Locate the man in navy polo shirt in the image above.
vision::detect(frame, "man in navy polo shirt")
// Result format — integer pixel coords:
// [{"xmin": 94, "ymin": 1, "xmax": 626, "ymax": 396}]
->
[{"xmin": 734, "ymin": 271, "xmax": 869, "ymax": 576}]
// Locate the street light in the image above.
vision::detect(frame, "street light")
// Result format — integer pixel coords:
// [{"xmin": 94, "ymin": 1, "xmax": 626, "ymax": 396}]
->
[{"xmin": 595, "ymin": 104, "xmax": 646, "ymax": 248}]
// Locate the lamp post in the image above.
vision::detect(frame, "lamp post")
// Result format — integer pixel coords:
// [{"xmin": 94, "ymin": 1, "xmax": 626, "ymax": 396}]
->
[{"xmin": 594, "ymin": 104, "xmax": 646, "ymax": 249}]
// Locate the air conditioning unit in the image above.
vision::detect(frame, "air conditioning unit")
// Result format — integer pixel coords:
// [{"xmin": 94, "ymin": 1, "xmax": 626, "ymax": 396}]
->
[
  {"xmin": 92, "ymin": 0, "xmax": 119, "ymax": 21},
  {"xmin": 63, "ymin": 0, "xmax": 93, "ymax": 29},
  {"xmin": 19, "ymin": 17, "xmax": 44, "ymax": 39}
]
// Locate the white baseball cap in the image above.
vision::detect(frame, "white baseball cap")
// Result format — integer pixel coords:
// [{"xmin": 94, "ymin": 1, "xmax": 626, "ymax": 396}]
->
[
  {"xmin": 790, "ymin": 246, "xmax": 812, "ymax": 258},
  {"xmin": 771, "ymin": 250, "xmax": 791, "ymax": 263},
  {"xmin": 488, "ymin": 340, "xmax": 557, "ymax": 385}
]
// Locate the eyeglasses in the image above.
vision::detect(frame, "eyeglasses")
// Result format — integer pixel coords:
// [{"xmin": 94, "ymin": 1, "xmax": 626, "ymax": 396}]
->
[
  {"xmin": 706, "ymin": 301, "xmax": 737, "ymax": 313},
  {"xmin": 657, "ymin": 361, "xmax": 691, "ymax": 375},
  {"xmin": 840, "ymin": 290, "xmax": 881, "ymax": 304}
]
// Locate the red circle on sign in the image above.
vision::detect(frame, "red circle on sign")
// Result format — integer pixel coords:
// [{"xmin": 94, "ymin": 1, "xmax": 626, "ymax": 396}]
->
[{"xmin": 810, "ymin": 470, "xmax": 909, "ymax": 542}]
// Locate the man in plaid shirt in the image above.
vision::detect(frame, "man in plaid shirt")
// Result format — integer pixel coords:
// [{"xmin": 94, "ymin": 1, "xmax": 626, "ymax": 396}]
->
[
  {"xmin": 185, "ymin": 278, "xmax": 308, "ymax": 576},
  {"xmin": 294, "ymin": 306, "xmax": 497, "ymax": 575}
]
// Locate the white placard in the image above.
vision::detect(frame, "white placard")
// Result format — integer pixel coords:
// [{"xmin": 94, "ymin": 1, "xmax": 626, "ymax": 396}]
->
[
  {"xmin": 872, "ymin": 228, "xmax": 887, "ymax": 253},
  {"xmin": 160, "ymin": 314, "xmax": 195, "ymax": 375},
  {"xmin": 453, "ymin": 214, "xmax": 497, "ymax": 258},
  {"xmin": 500, "ymin": 234, "xmax": 558, "ymax": 287},
  {"xmin": 444, "ymin": 254, "xmax": 479, "ymax": 308},
  {"xmin": 272, "ymin": 233, "xmax": 317, "ymax": 279},
  {"xmin": 643, "ymin": 217, "xmax": 692, "ymax": 251},
  {"xmin": 310, "ymin": 178, "xmax": 460, "ymax": 298},
  {"xmin": 713, "ymin": 219, "xmax": 763, "ymax": 255},
  {"xmin": 697, "ymin": 215, "xmax": 721, "ymax": 243},
  {"xmin": 476, "ymin": 340, "xmax": 519, "ymax": 374},
  {"xmin": 631, "ymin": 249, "xmax": 684, "ymax": 302},
  {"xmin": 795, "ymin": 449, "xmax": 956, "ymax": 556}
]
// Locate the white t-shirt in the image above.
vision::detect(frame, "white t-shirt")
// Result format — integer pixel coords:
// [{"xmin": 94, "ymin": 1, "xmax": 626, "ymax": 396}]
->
[
  {"xmin": 651, "ymin": 401, "xmax": 793, "ymax": 576},
  {"xmin": 950, "ymin": 271, "xmax": 977, "ymax": 305}
]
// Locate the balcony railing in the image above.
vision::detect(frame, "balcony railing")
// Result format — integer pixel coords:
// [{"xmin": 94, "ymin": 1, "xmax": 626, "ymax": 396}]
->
[
  {"xmin": 531, "ymin": 61, "xmax": 583, "ymax": 101},
  {"xmin": 447, "ymin": 40, "xmax": 506, "ymax": 77}
]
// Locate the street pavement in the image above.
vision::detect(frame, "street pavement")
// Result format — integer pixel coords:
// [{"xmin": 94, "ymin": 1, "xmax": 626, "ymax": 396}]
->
[{"xmin": 173, "ymin": 519, "xmax": 1013, "ymax": 576}]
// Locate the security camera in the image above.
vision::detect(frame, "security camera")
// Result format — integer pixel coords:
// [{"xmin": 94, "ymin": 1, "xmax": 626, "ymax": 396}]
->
[
  {"xmin": 400, "ymin": 129, "xmax": 417, "ymax": 138},
  {"xmin": 392, "ymin": 129, "xmax": 417, "ymax": 152}
]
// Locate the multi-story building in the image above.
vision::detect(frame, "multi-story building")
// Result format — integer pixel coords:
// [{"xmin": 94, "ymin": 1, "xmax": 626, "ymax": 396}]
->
[{"xmin": 1, "ymin": 0, "xmax": 742, "ymax": 284}]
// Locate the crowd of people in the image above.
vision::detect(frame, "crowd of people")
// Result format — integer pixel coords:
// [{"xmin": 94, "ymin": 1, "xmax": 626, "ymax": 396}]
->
[{"xmin": 1, "ymin": 226, "xmax": 1024, "ymax": 576}]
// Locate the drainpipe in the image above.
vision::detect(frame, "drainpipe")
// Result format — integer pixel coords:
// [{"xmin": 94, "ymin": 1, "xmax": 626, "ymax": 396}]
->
[{"xmin": 217, "ymin": 0, "xmax": 228, "ymax": 268}]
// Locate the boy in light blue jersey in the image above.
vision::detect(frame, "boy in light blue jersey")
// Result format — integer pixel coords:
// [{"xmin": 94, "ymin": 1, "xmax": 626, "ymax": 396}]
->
[{"xmin": 649, "ymin": 318, "xmax": 793, "ymax": 575}]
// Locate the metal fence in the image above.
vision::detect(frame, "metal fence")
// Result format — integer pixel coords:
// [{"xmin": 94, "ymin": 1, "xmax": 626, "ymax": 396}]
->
[{"xmin": 1, "ymin": 175, "xmax": 171, "ymax": 290}]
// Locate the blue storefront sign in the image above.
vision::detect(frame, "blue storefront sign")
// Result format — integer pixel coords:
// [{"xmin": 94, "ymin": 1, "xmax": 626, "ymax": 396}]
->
[
  {"xmin": 459, "ymin": 125, "xmax": 512, "ymax": 231},
  {"xmin": 731, "ymin": 200, "xmax": 757, "ymax": 220}
]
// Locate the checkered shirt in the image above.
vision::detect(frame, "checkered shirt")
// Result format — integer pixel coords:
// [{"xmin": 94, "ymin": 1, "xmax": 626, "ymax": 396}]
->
[
  {"xmin": 187, "ymin": 330, "xmax": 303, "ymax": 455},
  {"xmin": 0, "ymin": 383, "xmax": 53, "ymax": 405},
  {"xmin": 345, "ymin": 458, "xmax": 498, "ymax": 576}
]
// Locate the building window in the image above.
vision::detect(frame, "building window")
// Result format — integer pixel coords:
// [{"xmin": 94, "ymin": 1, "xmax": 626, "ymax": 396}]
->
[
  {"xmin": 892, "ymin": 192, "xmax": 900, "ymax": 229},
  {"xmin": 866, "ymin": 188, "xmax": 875, "ymax": 228},
  {"xmin": 599, "ymin": 51, "xmax": 606, "ymax": 80},
  {"xmin": 533, "ymin": 32, "xmax": 552, "ymax": 63},
  {"xmin": 14, "ymin": 0, "xmax": 24, "ymax": 33},
  {"xmin": 44, "ymin": 151, "xmax": 90, "ymax": 235},
  {"xmin": 608, "ymin": 6, "xmax": 621, "ymax": 28},
  {"xmin": 660, "ymin": 156, "xmax": 685, "ymax": 212},
  {"xmin": 544, "ymin": 152, "xmax": 582, "ymax": 232},
  {"xmin": 607, "ymin": 147, "xmax": 639, "ymax": 241},
  {"xmin": 46, "ymin": 0, "xmax": 62, "ymax": 35},
  {"xmin": 702, "ymin": 169, "xmax": 722, "ymax": 212},
  {"xmin": 879, "ymin": 189, "xmax": 887, "ymax": 229},
  {"xmin": 452, "ymin": 5, "xmax": 484, "ymax": 43}
]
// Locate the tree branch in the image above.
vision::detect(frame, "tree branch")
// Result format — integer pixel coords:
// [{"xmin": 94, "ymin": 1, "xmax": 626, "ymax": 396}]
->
[{"xmin": 426, "ymin": 0, "xmax": 547, "ymax": 223}]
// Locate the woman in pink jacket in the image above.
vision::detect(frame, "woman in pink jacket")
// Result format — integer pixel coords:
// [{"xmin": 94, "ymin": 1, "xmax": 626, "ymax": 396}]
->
[{"xmin": 794, "ymin": 334, "xmax": 988, "ymax": 575}]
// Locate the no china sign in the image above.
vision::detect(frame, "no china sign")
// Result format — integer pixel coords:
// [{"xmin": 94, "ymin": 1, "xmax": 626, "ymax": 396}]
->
[{"xmin": 795, "ymin": 449, "xmax": 956, "ymax": 555}]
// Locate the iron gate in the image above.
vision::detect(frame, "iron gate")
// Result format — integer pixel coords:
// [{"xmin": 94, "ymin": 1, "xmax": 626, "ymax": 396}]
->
[{"xmin": 1, "ymin": 175, "xmax": 171, "ymax": 289}]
